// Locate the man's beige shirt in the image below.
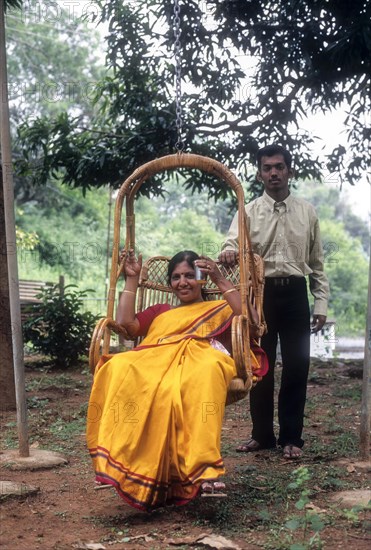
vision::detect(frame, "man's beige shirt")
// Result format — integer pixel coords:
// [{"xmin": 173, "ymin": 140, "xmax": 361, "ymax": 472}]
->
[{"xmin": 222, "ymin": 191, "xmax": 329, "ymax": 316}]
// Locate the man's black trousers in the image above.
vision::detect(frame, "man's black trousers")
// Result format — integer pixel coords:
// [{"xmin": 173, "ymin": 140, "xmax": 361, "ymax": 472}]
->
[{"xmin": 250, "ymin": 276, "xmax": 311, "ymax": 449}]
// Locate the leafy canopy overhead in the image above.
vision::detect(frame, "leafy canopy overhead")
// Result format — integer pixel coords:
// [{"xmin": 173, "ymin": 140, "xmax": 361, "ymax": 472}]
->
[
  {"xmin": 4, "ymin": 0, "xmax": 23, "ymax": 9},
  {"xmin": 5, "ymin": 0, "xmax": 106, "ymax": 204},
  {"xmin": 16, "ymin": 0, "xmax": 370, "ymax": 197},
  {"xmin": 6, "ymin": 1, "xmax": 104, "ymax": 122}
]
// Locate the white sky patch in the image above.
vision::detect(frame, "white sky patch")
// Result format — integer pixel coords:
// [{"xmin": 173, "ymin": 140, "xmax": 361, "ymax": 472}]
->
[{"xmin": 300, "ymin": 109, "xmax": 370, "ymax": 223}]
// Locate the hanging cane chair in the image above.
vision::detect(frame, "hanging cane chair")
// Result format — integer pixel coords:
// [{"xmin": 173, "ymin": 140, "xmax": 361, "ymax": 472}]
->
[{"xmin": 89, "ymin": 152, "xmax": 267, "ymax": 404}]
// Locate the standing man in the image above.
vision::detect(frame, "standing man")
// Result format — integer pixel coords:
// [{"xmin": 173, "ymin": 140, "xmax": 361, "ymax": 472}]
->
[{"xmin": 220, "ymin": 144, "xmax": 329, "ymax": 459}]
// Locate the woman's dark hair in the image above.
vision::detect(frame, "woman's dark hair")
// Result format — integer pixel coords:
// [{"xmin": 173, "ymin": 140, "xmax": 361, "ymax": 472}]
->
[
  {"xmin": 167, "ymin": 250, "xmax": 200, "ymax": 283},
  {"xmin": 256, "ymin": 144, "xmax": 292, "ymax": 170}
]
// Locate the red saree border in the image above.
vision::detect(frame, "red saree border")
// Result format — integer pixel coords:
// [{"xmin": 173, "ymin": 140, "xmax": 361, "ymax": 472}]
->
[{"xmin": 92, "ymin": 449, "xmax": 225, "ymax": 511}]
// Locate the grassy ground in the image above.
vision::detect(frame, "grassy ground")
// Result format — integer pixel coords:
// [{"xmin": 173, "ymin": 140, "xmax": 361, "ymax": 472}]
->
[{"xmin": 0, "ymin": 355, "xmax": 370, "ymax": 550}]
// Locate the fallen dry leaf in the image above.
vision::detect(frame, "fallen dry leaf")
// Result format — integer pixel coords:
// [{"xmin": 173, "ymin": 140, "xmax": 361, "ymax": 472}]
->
[
  {"xmin": 305, "ymin": 502, "xmax": 327, "ymax": 514},
  {"xmin": 196, "ymin": 533, "xmax": 241, "ymax": 549},
  {"xmin": 111, "ymin": 534, "xmax": 155, "ymax": 544},
  {"xmin": 167, "ymin": 532, "xmax": 241, "ymax": 549},
  {"xmin": 72, "ymin": 543, "xmax": 106, "ymax": 550}
]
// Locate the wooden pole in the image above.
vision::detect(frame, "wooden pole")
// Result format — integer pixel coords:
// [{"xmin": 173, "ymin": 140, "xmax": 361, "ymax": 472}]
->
[
  {"xmin": 105, "ymin": 186, "xmax": 113, "ymax": 300},
  {"xmin": 359, "ymin": 253, "xmax": 370, "ymax": 459},
  {"xmin": 0, "ymin": 167, "xmax": 16, "ymax": 409},
  {"xmin": 0, "ymin": 4, "xmax": 29, "ymax": 457}
]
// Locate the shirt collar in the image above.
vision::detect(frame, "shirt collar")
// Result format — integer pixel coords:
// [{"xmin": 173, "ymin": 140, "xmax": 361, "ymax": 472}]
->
[{"xmin": 262, "ymin": 191, "xmax": 292, "ymax": 212}]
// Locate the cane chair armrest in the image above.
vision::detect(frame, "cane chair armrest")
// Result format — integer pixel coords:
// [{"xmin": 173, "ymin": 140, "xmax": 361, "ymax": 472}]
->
[
  {"xmin": 231, "ymin": 315, "xmax": 251, "ymax": 386},
  {"xmin": 228, "ymin": 314, "xmax": 266, "ymax": 404},
  {"xmin": 89, "ymin": 317, "xmax": 131, "ymax": 374}
]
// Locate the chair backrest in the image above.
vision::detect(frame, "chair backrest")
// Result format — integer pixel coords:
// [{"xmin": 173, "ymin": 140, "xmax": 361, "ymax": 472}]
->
[{"xmin": 130, "ymin": 254, "xmax": 265, "ymax": 345}]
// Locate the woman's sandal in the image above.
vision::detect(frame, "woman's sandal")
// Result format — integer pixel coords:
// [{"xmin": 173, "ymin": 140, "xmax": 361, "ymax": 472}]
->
[{"xmin": 201, "ymin": 480, "xmax": 227, "ymax": 498}]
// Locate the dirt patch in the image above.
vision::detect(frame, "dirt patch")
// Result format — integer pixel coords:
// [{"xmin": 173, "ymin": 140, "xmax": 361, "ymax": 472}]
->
[
  {"xmin": 330, "ymin": 489, "xmax": 370, "ymax": 508},
  {"xmin": 0, "ymin": 357, "xmax": 370, "ymax": 549}
]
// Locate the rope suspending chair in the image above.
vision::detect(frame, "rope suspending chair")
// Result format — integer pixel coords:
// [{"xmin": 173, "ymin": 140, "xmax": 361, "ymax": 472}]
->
[{"xmin": 89, "ymin": 153, "xmax": 266, "ymax": 404}]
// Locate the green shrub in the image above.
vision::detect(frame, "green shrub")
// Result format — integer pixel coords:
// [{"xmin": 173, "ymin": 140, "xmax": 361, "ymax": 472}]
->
[{"xmin": 23, "ymin": 284, "xmax": 99, "ymax": 368}]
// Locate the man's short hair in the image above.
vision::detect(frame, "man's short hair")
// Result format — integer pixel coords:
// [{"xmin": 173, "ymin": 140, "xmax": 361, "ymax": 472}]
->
[{"xmin": 257, "ymin": 145, "xmax": 292, "ymax": 170}]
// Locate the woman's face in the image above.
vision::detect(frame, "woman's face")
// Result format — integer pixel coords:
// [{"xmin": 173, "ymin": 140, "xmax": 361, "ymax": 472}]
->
[{"xmin": 170, "ymin": 260, "xmax": 203, "ymax": 304}]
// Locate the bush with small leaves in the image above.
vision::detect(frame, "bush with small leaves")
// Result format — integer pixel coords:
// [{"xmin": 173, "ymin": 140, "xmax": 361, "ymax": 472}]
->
[{"xmin": 23, "ymin": 284, "xmax": 99, "ymax": 368}]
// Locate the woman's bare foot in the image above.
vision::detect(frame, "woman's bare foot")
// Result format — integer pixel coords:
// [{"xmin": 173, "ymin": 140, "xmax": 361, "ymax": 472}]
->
[{"xmin": 201, "ymin": 480, "xmax": 226, "ymax": 496}]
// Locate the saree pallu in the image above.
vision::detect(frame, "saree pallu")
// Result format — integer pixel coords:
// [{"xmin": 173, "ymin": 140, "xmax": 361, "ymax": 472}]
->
[{"xmin": 86, "ymin": 300, "xmax": 238, "ymax": 511}]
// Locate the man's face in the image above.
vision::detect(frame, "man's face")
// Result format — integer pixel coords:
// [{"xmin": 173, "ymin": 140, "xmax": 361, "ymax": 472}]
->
[{"xmin": 257, "ymin": 154, "xmax": 293, "ymax": 197}]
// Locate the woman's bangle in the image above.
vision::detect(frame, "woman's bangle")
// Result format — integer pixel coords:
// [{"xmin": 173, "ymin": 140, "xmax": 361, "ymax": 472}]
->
[
  {"xmin": 123, "ymin": 289, "xmax": 136, "ymax": 295},
  {"xmin": 222, "ymin": 287, "xmax": 238, "ymax": 297}
]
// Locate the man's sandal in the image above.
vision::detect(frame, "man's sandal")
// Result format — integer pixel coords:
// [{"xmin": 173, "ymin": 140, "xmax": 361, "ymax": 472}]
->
[
  {"xmin": 201, "ymin": 481, "xmax": 227, "ymax": 498},
  {"xmin": 282, "ymin": 444, "xmax": 302, "ymax": 459},
  {"xmin": 235, "ymin": 438, "xmax": 261, "ymax": 453}
]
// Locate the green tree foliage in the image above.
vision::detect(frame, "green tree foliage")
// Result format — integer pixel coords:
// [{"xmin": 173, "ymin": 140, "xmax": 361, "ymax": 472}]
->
[
  {"xmin": 15, "ymin": 0, "xmax": 370, "ymax": 198},
  {"xmin": 17, "ymin": 179, "xmax": 227, "ymax": 296},
  {"xmin": 7, "ymin": 0, "xmax": 104, "ymax": 121},
  {"xmin": 17, "ymin": 183, "xmax": 111, "ymax": 296},
  {"xmin": 295, "ymin": 182, "xmax": 368, "ymax": 334},
  {"xmin": 17, "ymin": 176, "xmax": 368, "ymax": 335},
  {"xmin": 321, "ymin": 218, "xmax": 368, "ymax": 335},
  {"xmin": 15, "ymin": 208, "xmax": 38, "ymax": 250},
  {"xmin": 134, "ymin": 188, "xmax": 227, "ymax": 258},
  {"xmin": 5, "ymin": 0, "xmax": 106, "ymax": 206},
  {"xmin": 296, "ymin": 182, "xmax": 370, "ymax": 254},
  {"xmin": 4, "ymin": 1, "xmax": 23, "ymax": 10}
]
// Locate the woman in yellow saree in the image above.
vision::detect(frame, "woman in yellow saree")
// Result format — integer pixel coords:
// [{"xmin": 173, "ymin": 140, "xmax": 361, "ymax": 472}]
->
[{"xmin": 87, "ymin": 250, "xmax": 265, "ymax": 512}]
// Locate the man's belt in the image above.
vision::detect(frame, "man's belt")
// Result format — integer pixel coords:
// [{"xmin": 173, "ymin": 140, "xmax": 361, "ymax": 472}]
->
[{"xmin": 265, "ymin": 276, "xmax": 305, "ymax": 287}]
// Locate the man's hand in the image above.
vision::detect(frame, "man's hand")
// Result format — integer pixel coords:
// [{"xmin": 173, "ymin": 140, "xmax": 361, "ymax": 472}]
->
[
  {"xmin": 219, "ymin": 250, "xmax": 238, "ymax": 266},
  {"xmin": 311, "ymin": 315, "xmax": 326, "ymax": 334}
]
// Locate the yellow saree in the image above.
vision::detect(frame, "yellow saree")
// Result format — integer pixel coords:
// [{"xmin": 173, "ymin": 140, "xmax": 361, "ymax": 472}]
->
[{"xmin": 86, "ymin": 300, "xmax": 238, "ymax": 511}]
